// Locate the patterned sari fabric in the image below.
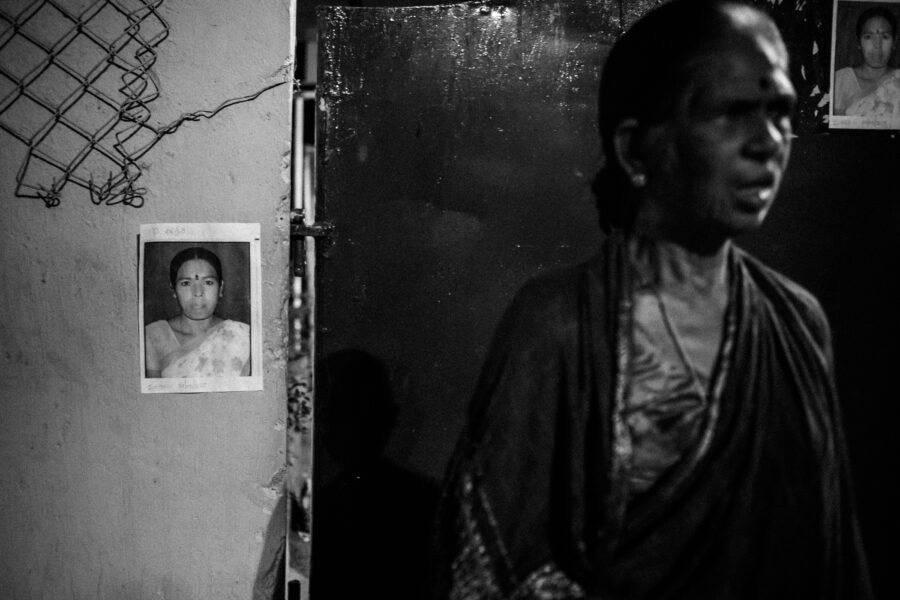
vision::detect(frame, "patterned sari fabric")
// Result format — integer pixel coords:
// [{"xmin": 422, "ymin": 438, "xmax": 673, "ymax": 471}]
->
[
  {"xmin": 833, "ymin": 67, "xmax": 900, "ymax": 118},
  {"xmin": 145, "ymin": 319, "xmax": 251, "ymax": 378},
  {"xmin": 432, "ymin": 235, "xmax": 871, "ymax": 600},
  {"xmin": 847, "ymin": 71, "xmax": 900, "ymax": 119}
]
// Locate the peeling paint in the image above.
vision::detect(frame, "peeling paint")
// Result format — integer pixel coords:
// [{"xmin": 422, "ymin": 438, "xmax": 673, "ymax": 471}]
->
[
  {"xmin": 272, "ymin": 54, "xmax": 295, "ymax": 81},
  {"xmin": 280, "ymin": 147, "xmax": 292, "ymax": 184},
  {"xmin": 265, "ymin": 466, "xmax": 286, "ymax": 492}
]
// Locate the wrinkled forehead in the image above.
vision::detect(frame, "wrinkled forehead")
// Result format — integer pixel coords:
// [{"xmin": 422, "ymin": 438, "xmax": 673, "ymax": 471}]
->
[{"xmin": 669, "ymin": 20, "xmax": 794, "ymax": 119}]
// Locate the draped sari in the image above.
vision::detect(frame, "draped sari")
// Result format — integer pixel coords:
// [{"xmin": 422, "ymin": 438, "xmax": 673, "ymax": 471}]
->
[
  {"xmin": 432, "ymin": 234, "xmax": 871, "ymax": 599},
  {"xmin": 145, "ymin": 319, "xmax": 251, "ymax": 378}
]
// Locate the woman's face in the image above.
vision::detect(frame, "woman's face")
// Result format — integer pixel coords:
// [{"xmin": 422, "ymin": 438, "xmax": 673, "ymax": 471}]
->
[
  {"xmin": 173, "ymin": 258, "xmax": 222, "ymax": 320},
  {"xmin": 639, "ymin": 22, "xmax": 795, "ymax": 244},
  {"xmin": 859, "ymin": 16, "xmax": 894, "ymax": 69}
]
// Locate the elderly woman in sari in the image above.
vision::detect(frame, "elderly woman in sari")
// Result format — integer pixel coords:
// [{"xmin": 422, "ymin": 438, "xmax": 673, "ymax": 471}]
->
[
  {"xmin": 432, "ymin": 1, "xmax": 871, "ymax": 598},
  {"xmin": 145, "ymin": 247, "xmax": 250, "ymax": 378}
]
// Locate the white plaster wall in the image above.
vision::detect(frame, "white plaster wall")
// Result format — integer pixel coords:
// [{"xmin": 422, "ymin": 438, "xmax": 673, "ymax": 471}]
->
[{"xmin": 0, "ymin": 1, "xmax": 292, "ymax": 597}]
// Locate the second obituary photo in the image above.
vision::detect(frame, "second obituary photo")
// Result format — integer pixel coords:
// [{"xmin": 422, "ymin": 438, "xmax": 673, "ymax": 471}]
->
[{"xmin": 831, "ymin": 0, "xmax": 900, "ymax": 129}]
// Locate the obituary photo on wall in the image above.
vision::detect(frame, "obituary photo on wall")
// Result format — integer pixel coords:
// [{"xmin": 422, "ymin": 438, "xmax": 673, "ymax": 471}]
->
[
  {"xmin": 139, "ymin": 223, "xmax": 263, "ymax": 394},
  {"xmin": 831, "ymin": 0, "xmax": 900, "ymax": 129}
]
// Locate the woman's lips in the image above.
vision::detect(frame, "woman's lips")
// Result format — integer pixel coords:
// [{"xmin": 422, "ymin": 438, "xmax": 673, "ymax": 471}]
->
[{"xmin": 735, "ymin": 179, "xmax": 776, "ymax": 209}]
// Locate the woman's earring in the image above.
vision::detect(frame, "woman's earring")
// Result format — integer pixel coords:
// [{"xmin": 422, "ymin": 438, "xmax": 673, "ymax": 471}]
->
[{"xmin": 631, "ymin": 173, "xmax": 647, "ymax": 188}]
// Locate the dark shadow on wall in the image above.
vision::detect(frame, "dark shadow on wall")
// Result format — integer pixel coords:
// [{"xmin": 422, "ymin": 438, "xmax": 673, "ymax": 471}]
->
[{"xmin": 311, "ymin": 349, "xmax": 440, "ymax": 600}]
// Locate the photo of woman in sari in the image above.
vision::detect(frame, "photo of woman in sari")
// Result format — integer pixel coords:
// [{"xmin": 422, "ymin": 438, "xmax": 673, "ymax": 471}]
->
[
  {"xmin": 144, "ymin": 246, "xmax": 251, "ymax": 378},
  {"xmin": 832, "ymin": 3, "xmax": 900, "ymax": 118}
]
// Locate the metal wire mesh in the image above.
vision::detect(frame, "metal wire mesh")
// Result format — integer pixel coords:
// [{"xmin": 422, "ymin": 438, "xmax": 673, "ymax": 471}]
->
[{"xmin": 0, "ymin": 0, "xmax": 285, "ymax": 207}]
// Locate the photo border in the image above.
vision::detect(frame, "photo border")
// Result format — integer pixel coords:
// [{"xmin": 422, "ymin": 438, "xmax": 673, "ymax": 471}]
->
[
  {"xmin": 139, "ymin": 223, "xmax": 264, "ymax": 394},
  {"xmin": 830, "ymin": 0, "xmax": 900, "ymax": 130}
]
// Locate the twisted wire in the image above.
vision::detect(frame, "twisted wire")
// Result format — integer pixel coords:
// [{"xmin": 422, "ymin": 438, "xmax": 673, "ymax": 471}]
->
[{"xmin": 0, "ymin": 0, "xmax": 285, "ymax": 207}]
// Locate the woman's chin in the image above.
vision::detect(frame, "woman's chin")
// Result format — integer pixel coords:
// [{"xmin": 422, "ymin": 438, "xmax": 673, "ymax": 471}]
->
[{"xmin": 182, "ymin": 310, "xmax": 217, "ymax": 321}]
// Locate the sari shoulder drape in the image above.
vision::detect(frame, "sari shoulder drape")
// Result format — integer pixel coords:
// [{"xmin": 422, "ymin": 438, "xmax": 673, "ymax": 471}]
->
[
  {"xmin": 145, "ymin": 319, "xmax": 181, "ymax": 373},
  {"xmin": 156, "ymin": 319, "xmax": 250, "ymax": 378},
  {"xmin": 432, "ymin": 239, "xmax": 624, "ymax": 599}
]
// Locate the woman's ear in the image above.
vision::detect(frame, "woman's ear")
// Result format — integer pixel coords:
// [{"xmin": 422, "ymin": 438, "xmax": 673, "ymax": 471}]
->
[
  {"xmin": 613, "ymin": 118, "xmax": 648, "ymax": 188},
  {"xmin": 219, "ymin": 280, "xmax": 225, "ymax": 298}
]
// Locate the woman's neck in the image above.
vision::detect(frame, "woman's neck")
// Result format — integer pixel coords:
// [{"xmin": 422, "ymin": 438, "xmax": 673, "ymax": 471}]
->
[
  {"xmin": 857, "ymin": 63, "xmax": 890, "ymax": 81},
  {"xmin": 629, "ymin": 234, "xmax": 730, "ymax": 296},
  {"xmin": 172, "ymin": 314, "xmax": 220, "ymax": 336}
]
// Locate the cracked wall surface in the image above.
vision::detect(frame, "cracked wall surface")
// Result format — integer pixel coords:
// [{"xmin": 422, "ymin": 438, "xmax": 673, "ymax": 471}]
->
[{"xmin": 0, "ymin": 1, "xmax": 291, "ymax": 597}]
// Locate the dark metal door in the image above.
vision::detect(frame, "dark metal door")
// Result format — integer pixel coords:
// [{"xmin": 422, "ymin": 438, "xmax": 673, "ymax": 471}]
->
[{"xmin": 311, "ymin": 1, "xmax": 625, "ymax": 596}]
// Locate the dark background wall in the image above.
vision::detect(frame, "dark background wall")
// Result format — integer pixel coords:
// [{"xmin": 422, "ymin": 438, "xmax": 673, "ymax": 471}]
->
[{"xmin": 741, "ymin": 132, "xmax": 899, "ymax": 600}]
